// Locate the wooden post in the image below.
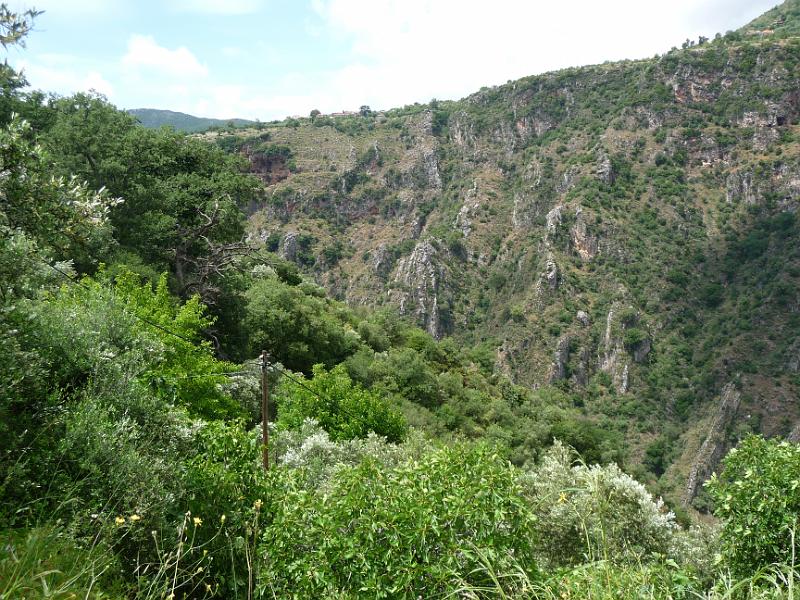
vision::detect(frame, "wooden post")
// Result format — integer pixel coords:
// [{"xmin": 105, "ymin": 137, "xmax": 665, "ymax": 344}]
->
[{"xmin": 261, "ymin": 350, "xmax": 269, "ymax": 472}]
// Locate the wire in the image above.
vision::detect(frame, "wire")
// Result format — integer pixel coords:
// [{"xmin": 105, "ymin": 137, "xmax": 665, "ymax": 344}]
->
[
  {"xmin": 40, "ymin": 257, "xmax": 369, "ymax": 423},
  {"xmin": 40, "ymin": 258, "xmax": 202, "ymax": 346},
  {"xmin": 160, "ymin": 370, "xmax": 257, "ymax": 382},
  {"xmin": 267, "ymin": 361, "xmax": 368, "ymax": 423}
]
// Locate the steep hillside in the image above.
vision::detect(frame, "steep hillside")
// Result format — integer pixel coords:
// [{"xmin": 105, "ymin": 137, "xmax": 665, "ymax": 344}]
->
[
  {"xmin": 128, "ymin": 108, "xmax": 255, "ymax": 132},
  {"xmin": 208, "ymin": 1, "xmax": 800, "ymax": 505}
]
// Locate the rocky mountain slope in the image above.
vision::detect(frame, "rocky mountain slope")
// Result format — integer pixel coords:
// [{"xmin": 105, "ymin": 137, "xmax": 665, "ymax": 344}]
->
[{"xmin": 205, "ymin": 1, "xmax": 800, "ymax": 505}]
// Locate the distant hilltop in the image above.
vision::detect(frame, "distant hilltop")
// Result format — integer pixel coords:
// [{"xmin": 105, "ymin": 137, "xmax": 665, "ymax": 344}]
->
[
  {"xmin": 128, "ymin": 107, "xmax": 380, "ymax": 132},
  {"xmin": 127, "ymin": 108, "xmax": 256, "ymax": 133}
]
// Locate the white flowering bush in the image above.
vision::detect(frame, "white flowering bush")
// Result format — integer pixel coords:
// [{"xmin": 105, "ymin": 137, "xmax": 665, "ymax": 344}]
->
[
  {"xmin": 521, "ymin": 441, "xmax": 678, "ymax": 567},
  {"xmin": 273, "ymin": 418, "xmax": 427, "ymax": 489},
  {"xmin": 0, "ymin": 117, "xmax": 120, "ymax": 262}
]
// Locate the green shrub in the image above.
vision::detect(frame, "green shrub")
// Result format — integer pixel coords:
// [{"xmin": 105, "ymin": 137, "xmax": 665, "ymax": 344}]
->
[
  {"xmin": 276, "ymin": 364, "xmax": 407, "ymax": 443},
  {"xmin": 0, "ymin": 526, "xmax": 124, "ymax": 599},
  {"xmin": 259, "ymin": 443, "xmax": 537, "ymax": 598},
  {"xmin": 273, "ymin": 418, "xmax": 427, "ymax": 490},
  {"xmin": 523, "ymin": 442, "xmax": 678, "ymax": 568},
  {"xmin": 624, "ymin": 327, "xmax": 648, "ymax": 351},
  {"xmin": 706, "ymin": 435, "xmax": 800, "ymax": 576},
  {"xmin": 244, "ymin": 275, "xmax": 359, "ymax": 372}
]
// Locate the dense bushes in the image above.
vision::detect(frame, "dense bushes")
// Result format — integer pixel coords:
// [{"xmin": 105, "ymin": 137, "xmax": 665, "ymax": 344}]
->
[
  {"xmin": 275, "ymin": 364, "xmax": 408, "ymax": 443},
  {"xmin": 244, "ymin": 275, "xmax": 359, "ymax": 372},
  {"xmin": 259, "ymin": 443, "xmax": 538, "ymax": 599},
  {"xmin": 707, "ymin": 435, "xmax": 800, "ymax": 576},
  {"xmin": 523, "ymin": 442, "xmax": 678, "ymax": 567},
  {"xmin": 4, "ymin": 8, "xmax": 800, "ymax": 597}
]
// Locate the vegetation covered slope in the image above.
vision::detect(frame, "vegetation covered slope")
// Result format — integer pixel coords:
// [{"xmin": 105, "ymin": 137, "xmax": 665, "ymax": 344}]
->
[
  {"xmin": 2, "ymin": 2, "xmax": 800, "ymax": 599},
  {"xmin": 128, "ymin": 108, "xmax": 255, "ymax": 132},
  {"xmin": 211, "ymin": 1, "xmax": 800, "ymax": 506}
]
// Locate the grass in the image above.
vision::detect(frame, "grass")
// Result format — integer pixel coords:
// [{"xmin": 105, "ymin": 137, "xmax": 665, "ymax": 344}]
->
[{"xmin": 0, "ymin": 526, "xmax": 123, "ymax": 599}]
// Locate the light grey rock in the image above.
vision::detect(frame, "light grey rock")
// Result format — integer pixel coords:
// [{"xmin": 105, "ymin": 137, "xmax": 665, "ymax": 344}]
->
[
  {"xmin": 549, "ymin": 336, "xmax": 571, "ymax": 382},
  {"xmin": 684, "ymin": 383, "xmax": 741, "ymax": 504}
]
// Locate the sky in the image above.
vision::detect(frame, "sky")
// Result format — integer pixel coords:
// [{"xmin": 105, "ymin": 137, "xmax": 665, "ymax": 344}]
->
[{"xmin": 6, "ymin": 0, "xmax": 780, "ymax": 121}]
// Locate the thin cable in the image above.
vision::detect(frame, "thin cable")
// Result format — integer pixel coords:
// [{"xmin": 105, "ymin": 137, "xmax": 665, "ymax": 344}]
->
[
  {"xmin": 268, "ymin": 361, "xmax": 367, "ymax": 422},
  {"xmin": 41, "ymin": 258, "xmax": 201, "ymax": 346},
  {"xmin": 161, "ymin": 370, "xmax": 257, "ymax": 382},
  {"xmin": 42, "ymin": 257, "xmax": 366, "ymax": 421}
]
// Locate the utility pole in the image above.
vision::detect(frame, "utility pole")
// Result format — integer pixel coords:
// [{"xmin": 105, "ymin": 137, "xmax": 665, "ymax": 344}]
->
[{"xmin": 261, "ymin": 350, "xmax": 270, "ymax": 472}]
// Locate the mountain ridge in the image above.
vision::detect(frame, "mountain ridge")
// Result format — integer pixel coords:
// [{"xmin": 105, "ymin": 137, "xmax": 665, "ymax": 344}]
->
[
  {"xmin": 128, "ymin": 107, "xmax": 255, "ymax": 132},
  {"xmin": 203, "ymin": 0, "xmax": 800, "ymax": 506}
]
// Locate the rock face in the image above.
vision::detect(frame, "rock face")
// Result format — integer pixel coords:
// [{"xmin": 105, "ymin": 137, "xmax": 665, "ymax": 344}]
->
[
  {"xmin": 371, "ymin": 244, "xmax": 392, "ymax": 278},
  {"xmin": 726, "ymin": 171, "xmax": 759, "ymax": 204},
  {"xmin": 684, "ymin": 383, "xmax": 742, "ymax": 504},
  {"xmin": 549, "ymin": 336, "xmax": 571, "ymax": 382},
  {"xmin": 543, "ymin": 254, "xmax": 559, "ymax": 289},
  {"xmin": 596, "ymin": 153, "xmax": 615, "ymax": 185},
  {"xmin": 633, "ymin": 338, "xmax": 652, "ymax": 363},
  {"xmin": 455, "ymin": 181, "xmax": 480, "ymax": 236},
  {"xmin": 598, "ymin": 308, "xmax": 630, "ymax": 395},
  {"xmin": 280, "ymin": 231, "xmax": 299, "ymax": 262},
  {"xmin": 573, "ymin": 346, "xmax": 591, "ymax": 386},
  {"xmin": 788, "ymin": 422, "xmax": 800, "ymax": 443},
  {"xmin": 388, "ymin": 240, "xmax": 447, "ymax": 339},
  {"xmin": 571, "ymin": 208, "xmax": 599, "ymax": 260},
  {"xmin": 242, "ymin": 8, "xmax": 800, "ymax": 501},
  {"xmin": 450, "ymin": 111, "xmax": 476, "ymax": 151},
  {"xmin": 546, "ymin": 205, "xmax": 563, "ymax": 236},
  {"xmin": 244, "ymin": 146, "xmax": 290, "ymax": 185}
]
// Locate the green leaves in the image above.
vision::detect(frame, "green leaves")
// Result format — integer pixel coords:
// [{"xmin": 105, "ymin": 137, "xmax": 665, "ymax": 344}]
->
[
  {"xmin": 259, "ymin": 443, "xmax": 537, "ymax": 598},
  {"xmin": 706, "ymin": 435, "xmax": 800, "ymax": 575},
  {"xmin": 276, "ymin": 364, "xmax": 407, "ymax": 443},
  {"xmin": 244, "ymin": 275, "xmax": 359, "ymax": 373}
]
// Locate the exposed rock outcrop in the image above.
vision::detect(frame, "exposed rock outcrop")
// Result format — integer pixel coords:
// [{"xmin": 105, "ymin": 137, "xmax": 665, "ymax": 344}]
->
[
  {"xmin": 596, "ymin": 152, "xmax": 615, "ymax": 185},
  {"xmin": 388, "ymin": 240, "xmax": 447, "ymax": 338},
  {"xmin": 371, "ymin": 243, "xmax": 392, "ymax": 278},
  {"xmin": 573, "ymin": 346, "xmax": 591, "ymax": 386},
  {"xmin": 280, "ymin": 231, "xmax": 299, "ymax": 262},
  {"xmin": 546, "ymin": 205, "xmax": 563, "ymax": 236},
  {"xmin": 543, "ymin": 254, "xmax": 559, "ymax": 289},
  {"xmin": 455, "ymin": 180, "xmax": 480, "ymax": 236},
  {"xmin": 633, "ymin": 338, "xmax": 652, "ymax": 363},
  {"xmin": 726, "ymin": 171, "xmax": 760, "ymax": 204},
  {"xmin": 598, "ymin": 308, "xmax": 630, "ymax": 394},
  {"xmin": 684, "ymin": 382, "xmax": 742, "ymax": 504},
  {"xmin": 549, "ymin": 336, "xmax": 571, "ymax": 382},
  {"xmin": 571, "ymin": 208, "xmax": 599, "ymax": 260},
  {"xmin": 450, "ymin": 111, "xmax": 476, "ymax": 151}
]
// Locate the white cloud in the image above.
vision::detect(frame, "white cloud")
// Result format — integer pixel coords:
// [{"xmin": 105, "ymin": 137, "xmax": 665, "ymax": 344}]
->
[
  {"xmin": 16, "ymin": 56, "xmax": 115, "ymax": 98},
  {"xmin": 122, "ymin": 34, "xmax": 207, "ymax": 79},
  {"xmin": 83, "ymin": 71, "xmax": 115, "ymax": 97},
  {"xmin": 8, "ymin": 0, "xmax": 125, "ymax": 16},
  {"xmin": 168, "ymin": 0, "xmax": 266, "ymax": 15},
  {"xmin": 309, "ymin": 0, "xmax": 778, "ymax": 112}
]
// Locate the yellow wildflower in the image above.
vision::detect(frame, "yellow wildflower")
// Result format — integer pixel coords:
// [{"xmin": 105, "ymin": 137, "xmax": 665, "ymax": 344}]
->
[
  {"xmin": 193, "ymin": 516, "xmax": 202, "ymax": 527},
  {"xmin": 254, "ymin": 499, "xmax": 263, "ymax": 511},
  {"xmin": 220, "ymin": 514, "xmax": 226, "ymax": 524},
  {"xmin": 114, "ymin": 516, "xmax": 125, "ymax": 526},
  {"xmin": 129, "ymin": 514, "xmax": 141, "ymax": 522},
  {"xmin": 558, "ymin": 492, "xmax": 567, "ymax": 504}
]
